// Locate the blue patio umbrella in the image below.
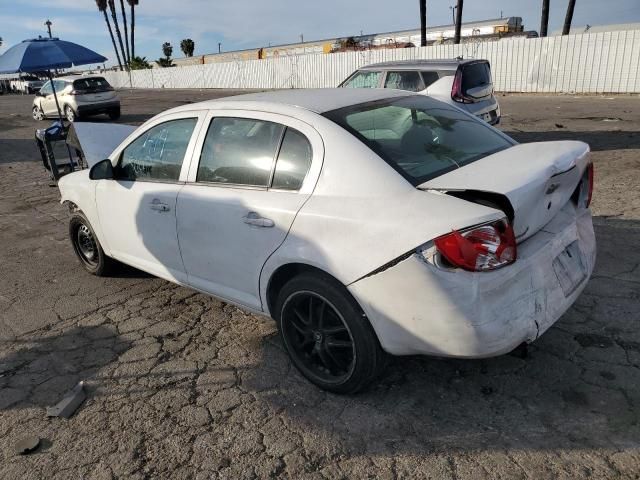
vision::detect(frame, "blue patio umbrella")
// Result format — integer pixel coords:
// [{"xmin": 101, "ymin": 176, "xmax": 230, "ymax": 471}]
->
[{"xmin": 0, "ymin": 37, "xmax": 108, "ymax": 119}]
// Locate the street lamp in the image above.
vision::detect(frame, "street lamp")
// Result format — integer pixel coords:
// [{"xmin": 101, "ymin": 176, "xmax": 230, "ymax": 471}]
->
[{"xmin": 45, "ymin": 19, "xmax": 52, "ymax": 38}]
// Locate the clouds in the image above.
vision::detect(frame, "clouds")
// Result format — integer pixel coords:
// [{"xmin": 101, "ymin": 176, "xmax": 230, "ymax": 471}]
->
[{"xmin": 1, "ymin": 0, "xmax": 639, "ymax": 61}]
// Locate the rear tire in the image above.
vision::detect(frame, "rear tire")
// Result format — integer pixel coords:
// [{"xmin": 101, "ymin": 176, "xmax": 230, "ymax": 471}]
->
[
  {"xmin": 69, "ymin": 212, "xmax": 115, "ymax": 276},
  {"xmin": 64, "ymin": 105, "xmax": 77, "ymax": 122},
  {"xmin": 108, "ymin": 108, "xmax": 121, "ymax": 120},
  {"xmin": 275, "ymin": 272, "xmax": 386, "ymax": 394}
]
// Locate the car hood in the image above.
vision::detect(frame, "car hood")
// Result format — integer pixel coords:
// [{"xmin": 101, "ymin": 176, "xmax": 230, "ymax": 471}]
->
[{"xmin": 66, "ymin": 122, "xmax": 136, "ymax": 168}]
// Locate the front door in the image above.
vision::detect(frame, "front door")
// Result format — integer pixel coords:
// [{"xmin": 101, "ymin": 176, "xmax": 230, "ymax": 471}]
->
[
  {"xmin": 177, "ymin": 112, "xmax": 322, "ymax": 310},
  {"xmin": 95, "ymin": 115, "xmax": 201, "ymax": 283}
]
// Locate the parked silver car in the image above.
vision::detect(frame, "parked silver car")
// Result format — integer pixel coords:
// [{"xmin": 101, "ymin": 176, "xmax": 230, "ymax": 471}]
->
[
  {"xmin": 339, "ymin": 59, "xmax": 501, "ymax": 125},
  {"xmin": 32, "ymin": 75, "xmax": 120, "ymax": 122}
]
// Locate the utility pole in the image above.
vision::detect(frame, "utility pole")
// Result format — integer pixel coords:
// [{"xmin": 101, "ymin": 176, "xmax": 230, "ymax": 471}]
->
[
  {"xmin": 45, "ymin": 19, "xmax": 52, "ymax": 38},
  {"xmin": 218, "ymin": 42, "xmax": 222, "ymax": 54},
  {"xmin": 540, "ymin": 0, "xmax": 550, "ymax": 37},
  {"xmin": 419, "ymin": 0, "xmax": 427, "ymax": 47},
  {"xmin": 454, "ymin": 0, "xmax": 463, "ymax": 44},
  {"xmin": 300, "ymin": 34, "xmax": 304, "ymax": 43},
  {"xmin": 562, "ymin": 0, "xmax": 577, "ymax": 35}
]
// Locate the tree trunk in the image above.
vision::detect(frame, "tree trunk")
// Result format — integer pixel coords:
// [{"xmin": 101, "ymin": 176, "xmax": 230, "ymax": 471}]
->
[
  {"xmin": 103, "ymin": 10, "xmax": 123, "ymax": 71},
  {"xmin": 562, "ymin": 0, "xmax": 576, "ymax": 35},
  {"xmin": 454, "ymin": 0, "xmax": 463, "ymax": 44},
  {"xmin": 130, "ymin": 3, "xmax": 135, "ymax": 59},
  {"xmin": 419, "ymin": 0, "xmax": 427, "ymax": 47},
  {"xmin": 540, "ymin": 0, "xmax": 550, "ymax": 37},
  {"xmin": 109, "ymin": 2, "xmax": 129, "ymax": 69},
  {"xmin": 119, "ymin": 0, "xmax": 131, "ymax": 64}
]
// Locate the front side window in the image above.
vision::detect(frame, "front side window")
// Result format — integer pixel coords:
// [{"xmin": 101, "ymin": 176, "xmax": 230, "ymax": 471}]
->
[
  {"xmin": 384, "ymin": 71, "xmax": 424, "ymax": 92},
  {"xmin": 40, "ymin": 82, "xmax": 52, "ymax": 95},
  {"xmin": 272, "ymin": 128, "xmax": 313, "ymax": 190},
  {"xmin": 198, "ymin": 118, "xmax": 284, "ymax": 186},
  {"xmin": 341, "ymin": 70, "xmax": 381, "ymax": 89},
  {"xmin": 118, "ymin": 118, "xmax": 197, "ymax": 182},
  {"xmin": 324, "ymin": 96, "xmax": 513, "ymax": 185},
  {"xmin": 53, "ymin": 80, "xmax": 67, "ymax": 92}
]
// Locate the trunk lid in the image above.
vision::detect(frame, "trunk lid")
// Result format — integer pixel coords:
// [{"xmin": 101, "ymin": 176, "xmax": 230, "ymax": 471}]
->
[{"xmin": 418, "ymin": 141, "xmax": 590, "ymax": 242}]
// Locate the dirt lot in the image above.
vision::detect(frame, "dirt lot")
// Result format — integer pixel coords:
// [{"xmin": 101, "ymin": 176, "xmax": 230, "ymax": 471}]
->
[{"xmin": 1, "ymin": 90, "xmax": 639, "ymax": 479}]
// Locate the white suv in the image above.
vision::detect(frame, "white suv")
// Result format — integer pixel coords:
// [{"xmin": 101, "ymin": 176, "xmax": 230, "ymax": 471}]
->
[
  {"xmin": 340, "ymin": 59, "xmax": 501, "ymax": 125},
  {"xmin": 32, "ymin": 75, "xmax": 120, "ymax": 122}
]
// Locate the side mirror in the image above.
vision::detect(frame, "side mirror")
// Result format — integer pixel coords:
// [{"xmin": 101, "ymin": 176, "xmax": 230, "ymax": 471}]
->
[
  {"xmin": 35, "ymin": 90, "xmax": 43, "ymax": 97},
  {"xmin": 89, "ymin": 159, "xmax": 114, "ymax": 180}
]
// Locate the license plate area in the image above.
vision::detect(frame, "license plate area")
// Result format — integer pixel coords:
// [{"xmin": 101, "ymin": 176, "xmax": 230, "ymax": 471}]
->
[{"xmin": 552, "ymin": 241, "xmax": 587, "ymax": 297}]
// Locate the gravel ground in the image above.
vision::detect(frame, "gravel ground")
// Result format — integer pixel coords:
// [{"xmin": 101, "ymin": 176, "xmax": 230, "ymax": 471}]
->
[{"xmin": 0, "ymin": 90, "xmax": 639, "ymax": 479}]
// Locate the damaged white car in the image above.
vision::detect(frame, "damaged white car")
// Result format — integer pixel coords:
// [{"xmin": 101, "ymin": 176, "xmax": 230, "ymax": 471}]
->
[{"xmin": 57, "ymin": 89, "xmax": 596, "ymax": 393}]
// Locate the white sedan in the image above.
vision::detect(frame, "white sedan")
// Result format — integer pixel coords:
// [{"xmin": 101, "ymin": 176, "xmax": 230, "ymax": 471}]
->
[{"xmin": 58, "ymin": 89, "xmax": 596, "ymax": 393}]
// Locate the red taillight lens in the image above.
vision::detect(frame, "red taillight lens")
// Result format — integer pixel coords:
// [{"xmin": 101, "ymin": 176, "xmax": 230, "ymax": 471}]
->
[
  {"xmin": 434, "ymin": 218, "xmax": 517, "ymax": 272},
  {"xmin": 451, "ymin": 69, "xmax": 472, "ymax": 104}
]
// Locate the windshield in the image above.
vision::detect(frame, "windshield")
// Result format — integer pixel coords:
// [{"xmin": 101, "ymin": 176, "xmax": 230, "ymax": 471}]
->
[{"xmin": 323, "ymin": 96, "xmax": 514, "ymax": 185}]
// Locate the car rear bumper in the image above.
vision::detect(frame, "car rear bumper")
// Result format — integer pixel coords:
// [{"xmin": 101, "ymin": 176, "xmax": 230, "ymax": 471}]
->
[
  {"xmin": 75, "ymin": 101, "xmax": 120, "ymax": 116},
  {"xmin": 348, "ymin": 205, "xmax": 596, "ymax": 357}
]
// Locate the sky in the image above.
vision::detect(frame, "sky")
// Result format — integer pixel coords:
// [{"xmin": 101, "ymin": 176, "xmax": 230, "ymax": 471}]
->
[{"xmin": 0, "ymin": 0, "xmax": 639, "ymax": 66}]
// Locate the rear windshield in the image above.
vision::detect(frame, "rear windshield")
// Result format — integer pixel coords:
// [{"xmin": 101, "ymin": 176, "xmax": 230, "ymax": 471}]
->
[
  {"xmin": 323, "ymin": 95, "xmax": 513, "ymax": 185},
  {"xmin": 72, "ymin": 77, "xmax": 111, "ymax": 92},
  {"xmin": 462, "ymin": 62, "xmax": 492, "ymax": 91}
]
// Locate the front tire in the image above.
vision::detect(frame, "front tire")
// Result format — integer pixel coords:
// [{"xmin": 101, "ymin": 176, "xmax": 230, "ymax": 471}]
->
[
  {"xmin": 32, "ymin": 105, "xmax": 44, "ymax": 121},
  {"xmin": 69, "ymin": 213, "xmax": 115, "ymax": 276},
  {"xmin": 64, "ymin": 105, "xmax": 77, "ymax": 122},
  {"xmin": 275, "ymin": 273, "xmax": 385, "ymax": 394},
  {"xmin": 108, "ymin": 108, "xmax": 121, "ymax": 120}
]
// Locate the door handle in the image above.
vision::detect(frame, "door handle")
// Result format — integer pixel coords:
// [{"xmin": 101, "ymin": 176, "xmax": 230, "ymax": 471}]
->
[
  {"xmin": 149, "ymin": 199, "xmax": 171, "ymax": 212},
  {"xmin": 243, "ymin": 211, "xmax": 274, "ymax": 228}
]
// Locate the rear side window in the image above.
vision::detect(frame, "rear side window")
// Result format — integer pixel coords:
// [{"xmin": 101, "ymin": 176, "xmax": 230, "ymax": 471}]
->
[
  {"xmin": 272, "ymin": 128, "xmax": 312, "ymax": 190},
  {"xmin": 420, "ymin": 71, "xmax": 440, "ymax": 88},
  {"xmin": 198, "ymin": 118, "xmax": 284, "ymax": 186},
  {"xmin": 461, "ymin": 62, "xmax": 492, "ymax": 91},
  {"xmin": 384, "ymin": 71, "xmax": 424, "ymax": 92},
  {"xmin": 323, "ymin": 95, "xmax": 513, "ymax": 185},
  {"xmin": 118, "ymin": 118, "xmax": 197, "ymax": 182},
  {"xmin": 341, "ymin": 71, "xmax": 381, "ymax": 89},
  {"xmin": 73, "ymin": 77, "xmax": 112, "ymax": 92}
]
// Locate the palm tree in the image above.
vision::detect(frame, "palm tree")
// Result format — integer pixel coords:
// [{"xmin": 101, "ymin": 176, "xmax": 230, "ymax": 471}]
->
[
  {"xmin": 119, "ymin": 0, "xmax": 131, "ymax": 64},
  {"xmin": 107, "ymin": 0, "xmax": 128, "ymax": 69},
  {"xmin": 127, "ymin": 0, "xmax": 139, "ymax": 59},
  {"xmin": 454, "ymin": 0, "xmax": 463, "ymax": 44},
  {"xmin": 419, "ymin": 0, "xmax": 427, "ymax": 47},
  {"xmin": 540, "ymin": 0, "xmax": 550, "ymax": 37},
  {"xmin": 562, "ymin": 0, "xmax": 577, "ymax": 35},
  {"xmin": 96, "ymin": 0, "xmax": 123, "ymax": 70}
]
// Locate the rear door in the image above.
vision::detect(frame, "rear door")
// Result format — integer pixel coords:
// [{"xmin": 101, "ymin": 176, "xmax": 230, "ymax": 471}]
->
[
  {"xmin": 177, "ymin": 110, "xmax": 323, "ymax": 310},
  {"xmin": 72, "ymin": 77, "xmax": 116, "ymax": 104}
]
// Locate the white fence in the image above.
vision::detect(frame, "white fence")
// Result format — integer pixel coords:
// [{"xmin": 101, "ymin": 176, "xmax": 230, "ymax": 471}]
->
[{"xmin": 103, "ymin": 30, "xmax": 640, "ymax": 93}]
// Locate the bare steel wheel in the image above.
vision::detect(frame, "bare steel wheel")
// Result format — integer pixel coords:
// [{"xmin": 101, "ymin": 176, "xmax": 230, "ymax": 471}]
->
[
  {"xmin": 69, "ymin": 212, "xmax": 115, "ymax": 276},
  {"xmin": 276, "ymin": 272, "xmax": 386, "ymax": 393}
]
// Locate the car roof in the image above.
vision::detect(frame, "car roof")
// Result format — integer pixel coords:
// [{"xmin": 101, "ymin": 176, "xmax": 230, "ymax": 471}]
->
[
  {"xmin": 54, "ymin": 75, "xmax": 106, "ymax": 82},
  {"xmin": 165, "ymin": 88, "xmax": 414, "ymax": 115},
  {"xmin": 358, "ymin": 58, "xmax": 486, "ymax": 71}
]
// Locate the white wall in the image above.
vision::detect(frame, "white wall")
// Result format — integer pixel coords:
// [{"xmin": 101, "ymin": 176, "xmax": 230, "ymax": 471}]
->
[{"xmin": 103, "ymin": 31, "xmax": 640, "ymax": 93}]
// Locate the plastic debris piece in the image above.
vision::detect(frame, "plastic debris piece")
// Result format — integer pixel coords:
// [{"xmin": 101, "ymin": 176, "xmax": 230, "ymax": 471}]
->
[
  {"xmin": 46, "ymin": 381, "xmax": 86, "ymax": 418},
  {"xmin": 15, "ymin": 436, "xmax": 41, "ymax": 455}
]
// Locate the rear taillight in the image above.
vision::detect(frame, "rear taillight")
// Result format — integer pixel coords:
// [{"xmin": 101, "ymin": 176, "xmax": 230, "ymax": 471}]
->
[
  {"xmin": 451, "ymin": 69, "xmax": 472, "ymax": 104},
  {"xmin": 586, "ymin": 163, "xmax": 594, "ymax": 208},
  {"xmin": 434, "ymin": 218, "xmax": 517, "ymax": 272}
]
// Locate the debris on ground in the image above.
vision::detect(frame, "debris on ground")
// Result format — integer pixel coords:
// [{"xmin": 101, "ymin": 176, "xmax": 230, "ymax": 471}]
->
[
  {"xmin": 46, "ymin": 381, "xmax": 86, "ymax": 419},
  {"xmin": 555, "ymin": 123, "xmax": 565, "ymax": 128},
  {"xmin": 14, "ymin": 436, "xmax": 41, "ymax": 455}
]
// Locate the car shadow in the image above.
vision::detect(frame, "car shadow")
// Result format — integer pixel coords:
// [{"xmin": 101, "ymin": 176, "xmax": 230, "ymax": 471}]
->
[{"xmin": 505, "ymin": 130, "xmax": 640, "ymax": 152}]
